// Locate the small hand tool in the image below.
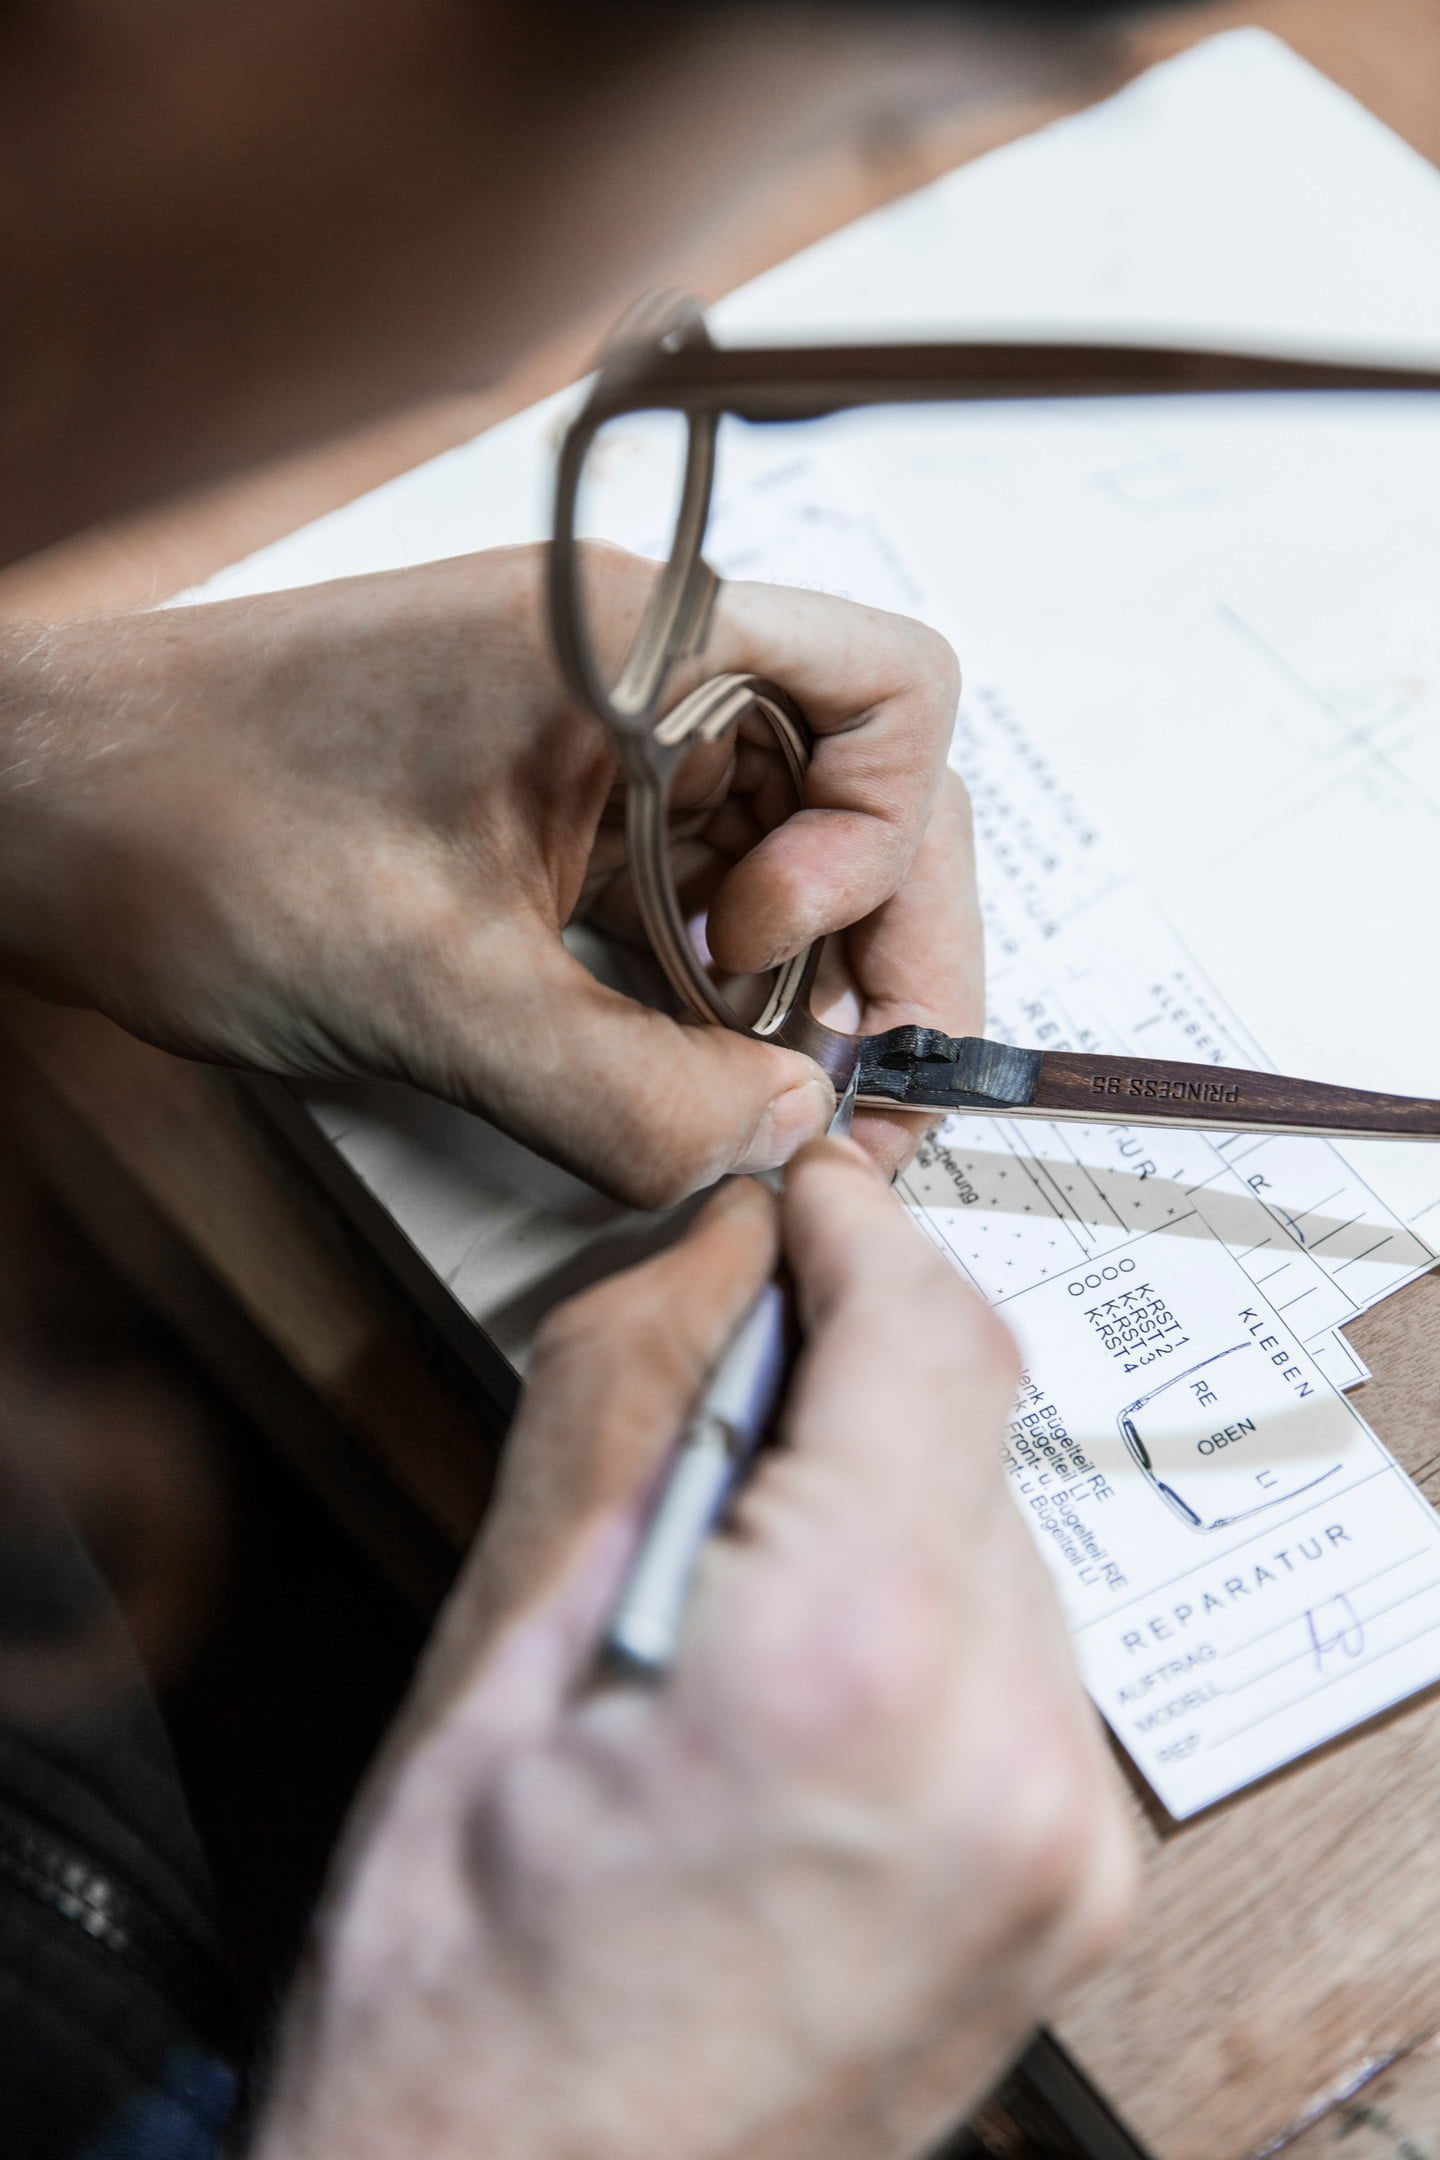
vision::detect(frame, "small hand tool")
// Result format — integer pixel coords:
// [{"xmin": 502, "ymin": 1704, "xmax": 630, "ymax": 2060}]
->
[{"xmin": 599, "ymin": 1061, "xmax": 860, "ymax": 1677}]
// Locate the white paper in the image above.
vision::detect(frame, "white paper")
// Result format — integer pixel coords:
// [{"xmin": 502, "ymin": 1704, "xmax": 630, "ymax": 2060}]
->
[
  {"xmin": 180, "ymin": 30, "xmax": 1440, "ymax": 1815},
  {"xmin": 686, "ymin": 407, "xmax": 1440, "ymax": 1815},
  {"xmin": 904, "ymin": 961, "xmax": 1432, "ymax": 1353},
  {"xmin": 997, "ymin": 1229, "xmax": 1440, "ymax": 1818}
]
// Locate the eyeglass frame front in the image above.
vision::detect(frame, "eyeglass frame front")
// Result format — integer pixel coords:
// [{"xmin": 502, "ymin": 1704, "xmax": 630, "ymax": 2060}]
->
[{"xmin": 548, "ymin": 295, "xmax": 1440, "ymax": 1074}]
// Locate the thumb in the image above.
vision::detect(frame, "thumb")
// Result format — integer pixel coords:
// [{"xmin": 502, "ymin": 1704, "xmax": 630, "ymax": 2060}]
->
[
  {"xmin": 458, "ymin": 933, "xmax": 836, "ymax": 1209},
  {"xmin": 368, "ymin": 1179, "xmax": 780, "ymax": 1763}
]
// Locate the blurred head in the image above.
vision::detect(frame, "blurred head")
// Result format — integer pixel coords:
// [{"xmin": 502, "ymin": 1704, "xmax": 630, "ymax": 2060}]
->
[{"xmin": 0, "ymin": 0, "xmax": 1133, "ymax": 564}]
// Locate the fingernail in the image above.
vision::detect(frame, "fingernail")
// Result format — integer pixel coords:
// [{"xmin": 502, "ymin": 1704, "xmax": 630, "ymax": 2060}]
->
[{"xmin": 732, "ymin": 1075, "xmax": 835, "ymax": 1176}]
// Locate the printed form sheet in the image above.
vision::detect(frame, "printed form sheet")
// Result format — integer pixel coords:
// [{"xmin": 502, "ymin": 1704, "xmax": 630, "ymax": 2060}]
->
[
  {"xmin": 181, "ymin": 31, "xmax": 1440, "ymax": 1816},
  {"xmin": 695, "ymin": 403, "xmax": 1440, "ymax": 1816}
]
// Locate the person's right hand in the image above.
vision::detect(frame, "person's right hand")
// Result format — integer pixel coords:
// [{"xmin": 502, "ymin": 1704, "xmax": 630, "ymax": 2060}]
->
[{"xmin": 254, "ymin": 1144, "xmax": 1136, "ymax": 2160}]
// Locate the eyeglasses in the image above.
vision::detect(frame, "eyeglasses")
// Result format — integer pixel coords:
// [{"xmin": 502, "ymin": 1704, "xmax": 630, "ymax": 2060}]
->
[{"xmin": 547, "ymin": 295, "xmax": 1440, "ymax": 1141}]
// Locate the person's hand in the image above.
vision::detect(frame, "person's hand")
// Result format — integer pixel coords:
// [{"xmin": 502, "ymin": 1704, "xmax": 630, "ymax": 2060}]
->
[
  {"xmin": 0, "ymin": 546, "xmax": 977, "ymax": 1202},
  {"xmin": 254, "ymin": 1145, "xmax": 1136, "ymax": 2160}
]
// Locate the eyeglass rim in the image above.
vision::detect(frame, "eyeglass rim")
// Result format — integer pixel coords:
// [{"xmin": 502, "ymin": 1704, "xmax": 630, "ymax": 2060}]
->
[
  {"xmin": 550, "ymin": 293, "xmax": 1440, "ymax": 729},
  {"xmin": 549, "ymin": 297, "xmax": 722, "ymax": 739},
  {"xmin": 546, "ymin": 295, "xmax": 1440, "ymax": 1061}
]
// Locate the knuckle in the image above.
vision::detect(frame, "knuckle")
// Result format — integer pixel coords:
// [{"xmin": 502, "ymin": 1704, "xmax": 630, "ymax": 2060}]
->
[
  {"xmin": 580, "ymin": 1101, "xmax": 714, "ymax": 1210},
  {"xmin": 826, "ymin": 1578, "xmax": 943, "ymax": 1739},
  {"xmin": 910, "ymin": 620, "xmax": 962, "ymax": 708},
  {"xmin": 887, "ymin": 1246, "xmax": 1020, "ymax": 1390},
  {"xmin": 994, "ymin": 1787, "xmax": 1094, "ymax": 1940},
  {"xmin": 1071, "ymin": 1805, "xmax": 1141, "ymax": 1971},
  {"xmin": 464, "ymin": 1746, "xmax": 590, "ymax": 1919},
  {"xmin": 936, "ymin": 1269, "xmax": 1019, "ymax": 1383},
  {"xmin": 571, "ymin": 537, "xmax": 668, "ymax": 623},
  {"xmin": 962, "ymin": 1719, "xmax": 1134, "ymax": 1967},
  {"xmin": 527, "ymin": 1303, "xmax": 600, "ymax": 1387},
  {"xmin": 741, "ymin": 1557, "xmax": 945, "ymax": 1772},
  {"xmin": 531, "ymin": 1203, "xmax": 751, "ymax": 1404},
  {"xmin": 530, "ymin": 1271, "xmax": 642, "ymax": 1373},
  {"xmin": 970, "ymin": 1295, "xmax": 1023, "ymax": 1389},
  {"xmin": 568, "ymin": 540, "xmax": 656, "ymax": 684},
  {"xmin": 938, "ymin": 766, "xmax": 974, "ymax": 840},
  {"xmin": 571, "ymin": 534, "xmax": 636, "ymax": 580},
  {"xmin": 605, "ymin": 1143, "xmax": 704, "ymax": 1212}
]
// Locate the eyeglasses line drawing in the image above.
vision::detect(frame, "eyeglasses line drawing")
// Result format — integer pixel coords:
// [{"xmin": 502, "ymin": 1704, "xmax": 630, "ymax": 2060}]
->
[{"xmin": 1118, "ymin": 1344, "xmax": 1345, "ymax": 1534}]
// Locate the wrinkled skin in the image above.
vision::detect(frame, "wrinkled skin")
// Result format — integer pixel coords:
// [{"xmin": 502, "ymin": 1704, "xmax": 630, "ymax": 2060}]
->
[
  {"xmin": 0, "ymin": 545, "xmax": 978, "ymax": 1200},
  {"xmin": 0, "ymin": 3, "xmax": 1142, "ymax": 2146},
  {"xmin": 257, "ymin": 1146, "xmax": 1136, "ymax": 2160}
]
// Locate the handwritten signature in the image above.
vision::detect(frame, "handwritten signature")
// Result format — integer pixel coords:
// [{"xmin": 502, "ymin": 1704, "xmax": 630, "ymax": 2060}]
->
[{"xmin": 1305, "ymin": 1592, "xmax": 1366, "ymax": 1671}]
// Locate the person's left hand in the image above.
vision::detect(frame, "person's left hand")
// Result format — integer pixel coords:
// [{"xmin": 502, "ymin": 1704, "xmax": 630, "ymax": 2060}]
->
[{"xmin": 0, "ymin": 544, "xmax": 978, "ymax": 1201}]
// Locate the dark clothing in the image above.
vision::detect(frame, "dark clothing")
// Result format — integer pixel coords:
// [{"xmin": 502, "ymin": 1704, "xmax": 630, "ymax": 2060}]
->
[{"xmin": 0, "ymin": 1520, "xmax": 238, "ymax": 2159}]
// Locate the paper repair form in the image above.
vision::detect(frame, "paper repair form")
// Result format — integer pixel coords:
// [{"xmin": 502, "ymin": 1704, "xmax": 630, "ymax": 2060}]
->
[{"xmin": 180, "ymin": 30, "xmax": 1440, "ymax": 1817}]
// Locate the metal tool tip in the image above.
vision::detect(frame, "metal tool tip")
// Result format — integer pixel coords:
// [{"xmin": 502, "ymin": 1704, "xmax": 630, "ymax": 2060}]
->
[{"xmin": 828, "ymin": 1061, "xmax": 862, "ymax": 1140}]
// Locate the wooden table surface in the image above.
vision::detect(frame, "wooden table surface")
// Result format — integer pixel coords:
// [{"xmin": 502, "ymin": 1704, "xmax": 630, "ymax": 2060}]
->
[{"xmin": 4, "ymin": 7, "xmax": 1440, "ymax": 2156}]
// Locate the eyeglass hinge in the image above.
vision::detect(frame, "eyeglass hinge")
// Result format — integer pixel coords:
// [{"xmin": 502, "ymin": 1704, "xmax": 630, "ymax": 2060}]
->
[{"xmin": 856, "ymin": 1027, "xmax": 1043, "ymax": 1112}]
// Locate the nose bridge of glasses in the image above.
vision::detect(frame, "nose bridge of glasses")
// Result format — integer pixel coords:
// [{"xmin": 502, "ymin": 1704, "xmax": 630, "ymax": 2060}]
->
[
  {"xmin": 613, "ymin": 669, "xmax": 854, "ymax": 1061},
  {"xmin": 619, "ymin": 670, "xmax": 810, "ymax": 800},
  {"xmin": 652, "ymin": 672, "xmax": 770, "ymax": 749}
]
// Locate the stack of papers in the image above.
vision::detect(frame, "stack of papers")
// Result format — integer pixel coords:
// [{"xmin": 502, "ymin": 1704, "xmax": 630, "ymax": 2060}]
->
[{"xmin": 180, "ymin": 29, "xmax": 1440, "ymax": 1817}]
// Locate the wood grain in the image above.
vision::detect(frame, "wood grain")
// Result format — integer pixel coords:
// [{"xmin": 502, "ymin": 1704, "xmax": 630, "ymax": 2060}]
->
[
  {"xmin": 1035, "ymin": 1053, "xmax": 1440, "ymax": 1141},
  {"xmin": 0, "ymin": 995, "xmax": 507, "ymax": 1580},
  {"xmin": 1055, "ymin": 1272, "xmax": 1440, "ymax": 2158},
  {"xmin": 1278, "ymin": 2027, "xmax": 1440, "ymax": 2158}
]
